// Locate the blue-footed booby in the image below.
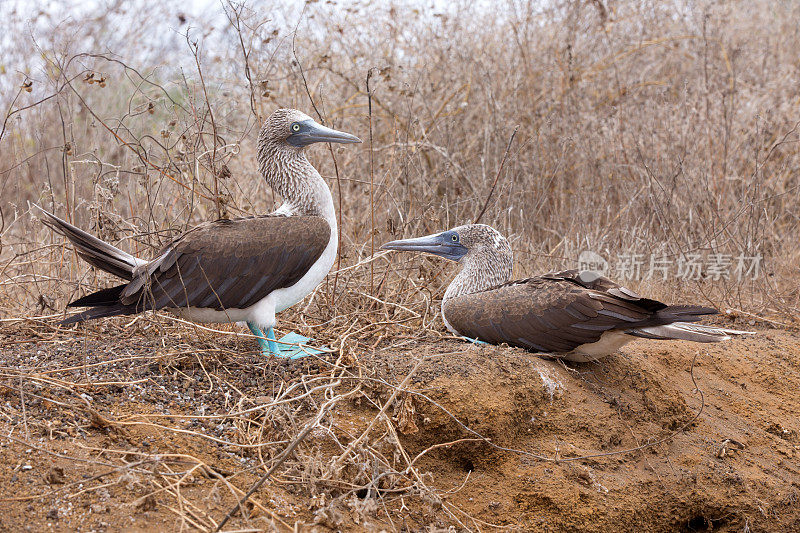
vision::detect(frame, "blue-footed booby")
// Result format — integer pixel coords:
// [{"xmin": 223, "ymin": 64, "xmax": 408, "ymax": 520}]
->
[
  {"xmin": 36, "ymin": 108, "xmax": 360, "ymax": 358},
  {"xmin": 382, "ymin": 224, "xmax": 752, "ymax": 362}
]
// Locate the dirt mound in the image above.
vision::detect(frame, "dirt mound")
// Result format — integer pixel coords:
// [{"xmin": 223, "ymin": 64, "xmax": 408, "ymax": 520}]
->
[
  {"xmin": 1, "ymin": 322, "xmax": 799, "ymax": 531},
  {"xmin": 361, "ymin": 332, "xmax": 800, "ymax": 531}
]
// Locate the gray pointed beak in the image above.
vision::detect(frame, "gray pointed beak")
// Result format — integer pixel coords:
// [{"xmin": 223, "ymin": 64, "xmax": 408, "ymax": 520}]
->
[
  {"xmin": 288, "ymin": 119, "xmax": 362, "ymax": 147},
  {"xmin": 381, "ymin": 232, "xmax": 468, "ymax": 261}
]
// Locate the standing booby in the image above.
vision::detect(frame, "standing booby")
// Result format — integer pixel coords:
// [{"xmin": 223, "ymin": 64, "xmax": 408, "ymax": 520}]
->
[
  {"xmin": 382, "ymin": 224, "xmax": 752, "ymax": 362},
  {"xmin": 36, "ymin": 108, "xmax": 360, "ymax": 358}
]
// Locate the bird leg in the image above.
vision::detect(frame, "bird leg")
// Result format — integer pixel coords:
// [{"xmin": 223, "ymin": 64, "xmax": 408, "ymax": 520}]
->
[{"xmin": 247, "ymin": 322, "xmax": 280, "ymax": 357}]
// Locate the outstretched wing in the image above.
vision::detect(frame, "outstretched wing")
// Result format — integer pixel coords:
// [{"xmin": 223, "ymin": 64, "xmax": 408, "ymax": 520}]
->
[
  {"xmin": 110, "ymin": 215, "xmax": 330, "ymax": 313},
  {"xmin": 442, "ymin": 269, "xmax": 695, "ymax": 353}
]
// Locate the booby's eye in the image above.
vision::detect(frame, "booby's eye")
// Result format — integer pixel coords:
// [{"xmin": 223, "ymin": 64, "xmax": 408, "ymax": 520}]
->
[
  {"xmin": 450, "ymin": 233, "xmax": 459, "ymax": 242},
  {"xmin": 291, "ymin": 122, "xmax": 301, "ymax": 132}
]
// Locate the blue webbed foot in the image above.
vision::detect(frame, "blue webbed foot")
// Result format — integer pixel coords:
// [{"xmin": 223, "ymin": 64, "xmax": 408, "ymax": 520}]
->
[
  {"xmin": 247, "ymin": 322, "xmax": 329, "ymax": 359},
  {"xmin": 461, "ymin": 335, "xmax": 489, "ymax": 346},
  {"xmin": 274, "ymin": 331, "xmax": 328, "ymax": 359}
]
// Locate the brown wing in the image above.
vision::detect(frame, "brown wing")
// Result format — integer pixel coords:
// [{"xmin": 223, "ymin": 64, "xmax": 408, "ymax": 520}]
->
[
  {"xmin": 442, "ymin": 269, "xmax": 669, "ymax": 353},
  {"xmin": 118, "ymin": 215, "xmax": 330, "ymax": 312}
]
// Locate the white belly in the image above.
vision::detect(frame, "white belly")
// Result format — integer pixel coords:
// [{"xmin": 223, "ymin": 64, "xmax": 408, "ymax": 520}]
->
[
  {"xmin": 171, "ymin": 225, "xmax": 337, "ymax": 329},
  {"xmin": 250, "ymin": 227, "xmax": 337, "ymax": 319},
  {"xmin": 562, "ymin": 331, "xmax": 634, "ymax": 362}
]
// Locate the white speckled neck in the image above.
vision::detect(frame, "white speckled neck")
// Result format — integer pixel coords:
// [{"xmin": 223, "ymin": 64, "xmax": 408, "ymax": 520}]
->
[
  {"xmin": 443, "ymin": 225, "xmax": 513, "ymax": 302},
  {"xmin": 257, "ymin": 140, "xmax": 336, "ymax": 227}
]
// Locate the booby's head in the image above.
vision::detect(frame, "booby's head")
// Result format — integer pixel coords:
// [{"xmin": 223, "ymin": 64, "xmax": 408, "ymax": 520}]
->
[
  {"xmin": 382, "ymin": 224, "xmax": 511, "ymax": 263},
  {"xmin": 382, "ymin": 224, "xmax": 514, "ymax": 298},
  {"xmin": 257, "ymin": 108, "xmax": 361, "ymax": 219},
  {"xmin": 261, "ymin": 108, "xmax": 361, "ymax": 149}
]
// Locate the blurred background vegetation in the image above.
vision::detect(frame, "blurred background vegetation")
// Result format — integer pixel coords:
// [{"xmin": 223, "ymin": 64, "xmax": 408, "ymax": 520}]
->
[{"xmin": 1, "ymin": 0, "xmax": 799, "ymax": 325}]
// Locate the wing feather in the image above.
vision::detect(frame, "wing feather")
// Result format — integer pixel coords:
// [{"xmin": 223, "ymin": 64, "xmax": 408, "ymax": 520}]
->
[
  {"xmin": 443, "ymin": 270, "xmax": 683, "ymax": 353},
  {"xmin": 113, "ymin": 216, "xmax": 330, "ymax": 313}
]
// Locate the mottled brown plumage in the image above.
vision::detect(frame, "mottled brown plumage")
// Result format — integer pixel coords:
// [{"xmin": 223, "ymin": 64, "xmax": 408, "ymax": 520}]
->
[
  {"xmin": 441, "ymin": 225, "xmax": 513, "ymax": 300},
  {"xmin": 382, "ymin": 224, "xmax": 752, "ymax": 361},
  {"xmin": 257, "ymin": 109, "xmax": 333, "ymax": 218},
  {"xmin": 443, "ymin": 269, "xmax": 710, "ymax": 353}
]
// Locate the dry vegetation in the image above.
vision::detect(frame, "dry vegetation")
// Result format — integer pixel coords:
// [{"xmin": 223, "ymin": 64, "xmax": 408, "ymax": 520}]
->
[{"xmin": 2, "ymin": 0, "xmax": 800, "ymax": 531}]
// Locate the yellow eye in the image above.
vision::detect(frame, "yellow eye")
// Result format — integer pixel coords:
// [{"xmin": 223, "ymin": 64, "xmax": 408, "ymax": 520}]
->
[
  {"xmin": 291, "ymin": 123, "xmax": 301, "ymax": 132},
  {"xmin": 451, "ymin": 234, "xmax": 458, "ymax": 242}
]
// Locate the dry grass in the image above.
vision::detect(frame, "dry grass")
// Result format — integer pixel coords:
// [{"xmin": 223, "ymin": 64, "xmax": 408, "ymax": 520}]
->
[
  {"xmin": 2, "ymin": 0, "xmax": 800, "ymax": 530},
  {"xmin": 3, "ymin": 0, "xmax": 800, "ymax": 321}
]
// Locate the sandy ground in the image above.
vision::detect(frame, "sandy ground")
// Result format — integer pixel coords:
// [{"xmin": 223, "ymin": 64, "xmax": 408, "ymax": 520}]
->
[{"xmin": 1, "ymin": 319, "xmax": 799, "ymax": 532}]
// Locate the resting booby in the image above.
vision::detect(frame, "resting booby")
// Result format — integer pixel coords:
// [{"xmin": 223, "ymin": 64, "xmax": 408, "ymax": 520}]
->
[
  {"xmin": 36, "ymin": 108, "xmax": 360, "ymax": 358},
  {"xmin": 382, "ymin": 224, "xmax": 752, "ymax": 362}
]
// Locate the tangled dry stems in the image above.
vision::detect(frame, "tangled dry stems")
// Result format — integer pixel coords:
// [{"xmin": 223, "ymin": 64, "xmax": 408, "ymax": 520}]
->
[
  {"xmin": 3, "ymin": 1, "xmax": 800, "ymax": 322},
  {"xmin": 1, "ymin": 313, "xmax": 714, "ymax": 530},
  {"xmin": 2, "ymin": 0, "xmax": 800, "ymax": 530},
  {"xmin": 0, "ymin": 320, "xmax": 516, "ymax": 530}
]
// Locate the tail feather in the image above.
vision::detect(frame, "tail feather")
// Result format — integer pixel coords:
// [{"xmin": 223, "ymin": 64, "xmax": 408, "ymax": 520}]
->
[
  {"xmin": 626, "ymin": 304, "xmax": 754, "ymax": 343},
  {"xmin": 629, "ymin": 322, "xmax": 755, "ymax": 343},
  {"xmin": 33, "ymin": 204, "xmax": 140, "ymax": 280},
  {"xmin": 60, "ymin": 304, "xmax": 137, "ymax": 325},
  {"xmin": 655, "ymin": 304, "xmax": 718, "ymax": 322},
  {"xmin": 67, "ymin": 284, "xmax": 127, "ymax": 308}
]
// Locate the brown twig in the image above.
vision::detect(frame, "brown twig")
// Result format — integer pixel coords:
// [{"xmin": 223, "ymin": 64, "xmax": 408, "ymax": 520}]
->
[
  {"xmin": 474, "ymin": 125, "xmax": 519, "ymax": 225},
  {"xmin": 365, "ymin": 69, "xmax": 381, "ymax": 295}
]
